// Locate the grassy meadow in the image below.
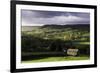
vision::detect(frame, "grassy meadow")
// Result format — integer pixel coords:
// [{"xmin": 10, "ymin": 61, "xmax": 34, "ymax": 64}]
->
[{"xmin": 21, "ymin": 24, "xmax": 90, "ymax": 63}]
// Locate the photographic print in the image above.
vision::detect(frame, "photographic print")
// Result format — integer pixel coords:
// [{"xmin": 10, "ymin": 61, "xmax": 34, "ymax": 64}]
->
[
  {"xmin": 21, "ymin": 10, "xmax": 90, "ymax": 62},
  {"xmin": 11, "ymin": 1, "xmax": 97, "ymax": 72}
]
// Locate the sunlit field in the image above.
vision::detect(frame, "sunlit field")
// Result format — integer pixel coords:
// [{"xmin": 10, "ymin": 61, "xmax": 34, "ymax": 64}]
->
[{"xmin": 22, "ymin": 56, "xmax": 89, "ymax": 63}]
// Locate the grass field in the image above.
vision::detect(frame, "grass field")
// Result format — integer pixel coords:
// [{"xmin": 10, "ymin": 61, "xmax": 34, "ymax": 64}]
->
[
  {"xmin": 22, "ymin": 56, "xmax": 89, "ymax": 63},
  {"xmin": 21, "ymin": 24, "xmax": 90, "ymax": 63}
]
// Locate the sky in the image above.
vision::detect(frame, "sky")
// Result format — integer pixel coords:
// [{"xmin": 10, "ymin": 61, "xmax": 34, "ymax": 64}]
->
[{"xmin": 21, "ymin": 10, "xmax": 90, "ymax": 26}]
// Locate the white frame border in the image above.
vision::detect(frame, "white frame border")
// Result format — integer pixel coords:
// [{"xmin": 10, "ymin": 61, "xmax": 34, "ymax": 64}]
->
[{"xmin": 16, "ymin": 4, "xmax": 95, "ymax": 69}]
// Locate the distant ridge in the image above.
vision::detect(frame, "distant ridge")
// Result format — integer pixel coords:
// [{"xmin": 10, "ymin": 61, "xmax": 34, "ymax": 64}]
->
[
  {"xmin": 22, "ymin": 24, "xmax": 90, "ymax": 31},
  {"xmin": 41, "ymin": 24, "xmax": 90, "ymax": 29}
]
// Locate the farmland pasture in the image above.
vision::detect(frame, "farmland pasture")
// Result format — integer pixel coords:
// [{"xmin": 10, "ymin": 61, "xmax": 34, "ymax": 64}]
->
[
  {"xmin": 21, "ymin": 24, "xmax": 90, "ymax": 63},
  {"xmin": 22, "ymin": 56, "xmax": 89, "ymax": 63}
]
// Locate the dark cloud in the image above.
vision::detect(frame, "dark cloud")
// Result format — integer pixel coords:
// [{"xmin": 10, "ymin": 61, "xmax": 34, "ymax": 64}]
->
[{"xmin": 21, "ymin": 10, "xmax": 90, "ymax": 26}]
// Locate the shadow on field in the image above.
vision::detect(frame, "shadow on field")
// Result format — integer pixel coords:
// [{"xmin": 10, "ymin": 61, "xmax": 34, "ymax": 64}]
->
[
  {"xmin": 21, "ymin": 35, "xmax": 90, "ymax": 61},
  {"xmin": 21, "ymin": 53, "xmax": 65, "ymax": 61}
]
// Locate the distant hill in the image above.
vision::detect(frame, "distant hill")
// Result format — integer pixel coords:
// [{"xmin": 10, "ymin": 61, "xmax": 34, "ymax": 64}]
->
[
  {"xmin": 22, "ymin": 24, "xmax": 90, "ymax": 31},
  {"xmin": 41, "ymin": 24, "xmax": 90, "ymax": 29}
]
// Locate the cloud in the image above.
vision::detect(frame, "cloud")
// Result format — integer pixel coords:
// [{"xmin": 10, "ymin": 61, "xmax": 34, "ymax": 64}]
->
[{"xmin": 21, "ymin": 10, "xmax": 90, "ymax": 26}]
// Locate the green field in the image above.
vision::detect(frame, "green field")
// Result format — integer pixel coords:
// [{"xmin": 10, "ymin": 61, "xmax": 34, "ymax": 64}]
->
[
  {"xmin": 21, "ymin": 24, "xmax": 90, "ymax": 62},
  {"xmin": 22, "ymin": 56, "xmax": 89, "ymax": 63}
]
